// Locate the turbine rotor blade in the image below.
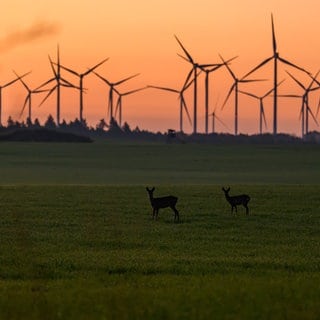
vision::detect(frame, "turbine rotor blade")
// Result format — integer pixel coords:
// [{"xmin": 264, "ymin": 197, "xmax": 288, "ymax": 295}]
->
[
  {"xmin": 4, "ymin": 71, "xmax": 31, "ymax": 88},
  {"xmin": 219, "ymin": 54, "xmax": 236, "ymax": 80},
  {"xmin": 58, "ymin": 64, "xmax": 80, "ymax": 77},
  {"xmin": 148, "ymin": 85, "xmax": 179, "ymax": 93},
  {"xmin": 20, "ymin": 95, "xmax": 30, "ymax": 118},
  {"xmin": 286, "ymin": 70, "xmax": 306, "ymax": 90},
  {"xmin": 115, "ymin": 97, "xmax": 121, "ymax": 118},
  {"xmin": 271, "ymin": 13, "xmax": 277, "ymax": 53},
  {"xmin": 174, "ymin": 35, "xmax": 194, "ymax": 63},
  {"xmin": 48, "ymin": 55, "xmax": 58, "ymax": 78},
  {"xmin": 35, "ymin": 77, "xmax": 55, "ymax": 90},
  {"xmin": 38, "ymin": 86, "xmax": 57, "ymax": 107},
  {"xmin": 261, "ymin": 102, "xmax": 268, "ymax": 129},
  {"xmin": 93, "ymin": 71, "xmax": 112, "ymax": 86},
  {"xmin": 60, "ymin": 77, "xmax": 79, "ymax": 88},
  {"xmin": 122, "ymin": 86, "xmax": 147, "ymax": 96},
  {"xmin": 307, "ymin": 69, "xmax": 320, "ymax": 90},
  {"xmin": 221, "ymin": 84, "xmax": 235, "ymax": 110},
  {"xmin": 239, "ymin": 90, "xmax": 259, "ymax": 99},
  {"xmin": 263, "ymin": 79, "xmax": 285, "ymax": 98},
  {"xmin": 279, "ymin": 56, "xmax": 309, "ymax": 75},
  {"xmin": 114, "ymin": 73, "xmax": 140, "ymax": 86},
  {"xmin": 12, "ymin": 70, "xmax": 31, "ymax": 91},
  {"xmin": 84, "ymin": 57, "xmax": 109, "ymax": 76},
  {"xmin": 240, "ymin": 79, "xmax": 266, "ymax": 83},
  {"xmin": 307, "ymin": 104, "xmax": 319, "ymax": 126},
  {"xmin": 182, "ymin": 69, "xmax": 194, "ymax": 89},
  {"xmin": 181, "ymin": 96, "xmax": 192, "ymax": 125},
  {"xmin": 243, "ymin": 56, "xmax": 273, "ymax": 79},
  {"xmin": 215, "ymin": 114, "xmax": 229, "ymax": 130},
  {"xmin": 177, "ymin": 53, "xmax": 191, "ymax": 64},
  {"xmin": 278, "ymin": 94, "xmax": 301, "ymax": 98}
]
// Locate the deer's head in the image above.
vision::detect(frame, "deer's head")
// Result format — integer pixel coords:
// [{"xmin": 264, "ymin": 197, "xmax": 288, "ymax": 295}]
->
[
  {"xmin": 146, "ymin": 187, "xmax": 155, "ymax": 196},
  {"xmin": 222, "ymin": 187, "xmax": 230, "ymax": 195}
]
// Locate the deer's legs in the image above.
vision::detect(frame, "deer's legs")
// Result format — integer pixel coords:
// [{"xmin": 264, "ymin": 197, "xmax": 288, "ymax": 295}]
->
[
  {"xmin": 171, "ymin": 206, "xmax": 180, "ymax": 223},
  {"xmin": 244, "ymin": 204, "xmax": 249, "ymax": 215}
]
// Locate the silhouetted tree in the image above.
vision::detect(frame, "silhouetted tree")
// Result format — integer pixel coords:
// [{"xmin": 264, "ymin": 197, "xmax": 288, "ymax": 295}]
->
[
  {"xmin": 108, "ymin": 117, "xmax": 123, "ymax": 134},
  {"xmin": 96, "ymin": 119, "xmax": 107, "ymax": 131},
  {"xmin": 122, "ymin": 121, "xmax": 131, "ymax": 134},
  {"xmin": 33, "ymin": 118, "xmax": 41, "ymax": 128},
  {"xmin": 44, "ymin": 115, "xmax": 56, "ymax": 129},
  {"xmin": 7, "ymin": 116, "xmax": 15, "ymax": 128},
  {"xmin": 60, "ymin": 119, "xmax": 68, "ymax": 128}
]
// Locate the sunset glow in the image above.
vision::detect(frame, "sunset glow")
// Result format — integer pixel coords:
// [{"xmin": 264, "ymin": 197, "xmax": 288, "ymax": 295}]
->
[{"xmin": 1, "ymin": 0, "xmax": 320, "ymax": 135}]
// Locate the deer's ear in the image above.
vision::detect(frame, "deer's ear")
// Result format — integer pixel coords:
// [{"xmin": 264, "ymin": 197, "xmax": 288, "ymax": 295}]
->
[
  {"xmin": 146, "ymin": 187, "xmax": 149, "ymax": 191},
  {"xmin": 151, "ymin": 187, "xmax": 155, "ymax": 192},
  {"xmin": 227, "ymin": 187, "xmax": 230, "ymax": 192}
]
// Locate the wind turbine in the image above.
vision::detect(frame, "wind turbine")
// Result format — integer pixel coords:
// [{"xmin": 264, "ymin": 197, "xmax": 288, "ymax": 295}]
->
[
  {"xmin": 113, "ymin": 86, "xmax": 147, "ymax": 127},
  {"xmin": 174, "ymin": 35, "xmax": 217, "ymax": 134},
  {"xmin": 147, "ymin": 79, "xmax": 194, "ymax": 132},
  {"xmin": 243, "ymin": 14, "xmax": 310, "ymax": 135},
  {"xmin": 220, "ymin": 54, "xmax": 265, "ymax": 135},
  {"xmin": 13, "ymin": 70, "xmax": 48, "ymax": 122},
  {"xmin": 209, "ymin": 107, "xmax": 229, "ymax": 134},
  {"xmin": 239, "ymin": 80, "xmax": 285, "ymax": 134},
  {"xmin": 280, "ymin": 71, "xmax": 319, "ymax": 137},
  {"xmin": 56, "ymin": 57, "xmax": 109, "ymax": 122},
  {"xmin": 200, "ymin": 56, "xmax": 237, "ymax": 134},
  {"xmin": 0, "ymin": 73, "xmax": 29, "ymax": 126},
  {"xmin": 94, "ymin": 71, "xmax": 139, "ymax": 123},
  {"xmin": 36, "ymin": 45, "xmax": 78, "ymax": 126}
]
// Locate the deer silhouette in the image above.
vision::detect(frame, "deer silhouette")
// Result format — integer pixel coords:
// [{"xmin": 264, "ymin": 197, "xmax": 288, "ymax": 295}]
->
[
  {"xmin": 146, "ymin": 187, "xmax": 180, "ymax": 222},
  {"xmin": 222, "ymin": 187, "xmax": 250, "ymax": 214}
]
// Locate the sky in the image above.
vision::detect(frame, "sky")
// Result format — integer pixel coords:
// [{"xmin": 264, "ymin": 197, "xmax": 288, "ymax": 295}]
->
[{"xmin": 1, "ymin": 0, "xmax": 320, "ymax": 135}]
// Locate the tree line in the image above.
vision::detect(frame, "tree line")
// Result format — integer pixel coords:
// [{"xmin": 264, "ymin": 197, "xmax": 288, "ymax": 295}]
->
[{"xmin": 0, "ymin": 114, "xmax": 319, "ymax": 144}]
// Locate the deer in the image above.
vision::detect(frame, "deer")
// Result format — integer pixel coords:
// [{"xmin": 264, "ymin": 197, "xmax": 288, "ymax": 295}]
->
[
  {"xmin": 146, "ymin": 187, "xmax": 180, "ymax": 222},
  {"xmin": 222, "ymin": 187, "xmax": 250, "ymax": 215}
]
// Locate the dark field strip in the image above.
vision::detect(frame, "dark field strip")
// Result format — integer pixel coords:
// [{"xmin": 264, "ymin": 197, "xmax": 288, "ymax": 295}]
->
[
  {"xmin": 0, "ymin": 185, "xmax": 319, "ymax": 319},
  {"xmin": 0, "ymin": 142, "xmax": 319, "ymax": 184}
]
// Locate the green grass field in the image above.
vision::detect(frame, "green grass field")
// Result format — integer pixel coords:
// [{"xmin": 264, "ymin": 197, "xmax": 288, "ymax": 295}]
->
[{"xmin": 0, "ymin": 142, "xmax": 319, "ymax": 319}]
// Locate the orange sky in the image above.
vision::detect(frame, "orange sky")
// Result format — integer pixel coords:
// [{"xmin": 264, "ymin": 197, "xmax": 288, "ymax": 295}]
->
[{"xmin": 1, "ymin": 0, "xmax": 320, "ymax": 135}]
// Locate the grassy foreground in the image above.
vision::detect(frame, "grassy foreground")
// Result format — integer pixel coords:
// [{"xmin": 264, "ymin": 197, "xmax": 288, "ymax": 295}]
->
[
  {"xmin": 0, "ymin": 142, "xmax": 319, "ymax": 319},
  {"xmin": 0, "ymin": 184, "xmax": 319, "ymax": 319}
]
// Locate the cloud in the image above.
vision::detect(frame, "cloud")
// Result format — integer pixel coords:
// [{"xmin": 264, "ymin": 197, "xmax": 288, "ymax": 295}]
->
[{"xmin": 0, "ymin": 21, "xmax": 60, "ymax": 52}]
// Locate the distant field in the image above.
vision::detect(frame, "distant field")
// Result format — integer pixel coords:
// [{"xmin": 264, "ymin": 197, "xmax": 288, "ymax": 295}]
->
[
  {"xmin": 0, "ymin": 141, "xmax": 319, "ymax": 184},
  {"xmin": 0, "ymin": 142, "xmax": 319, "ymax": 319}
]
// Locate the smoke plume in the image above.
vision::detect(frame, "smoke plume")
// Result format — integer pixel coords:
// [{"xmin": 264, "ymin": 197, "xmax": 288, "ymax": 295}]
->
[{"xmin": 0, "ymin": 21, "xmax": 60, "ymax": 52}]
